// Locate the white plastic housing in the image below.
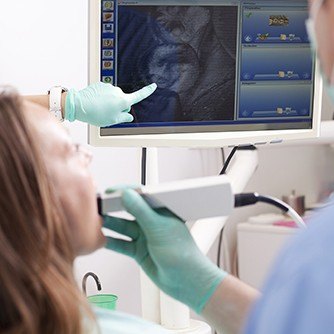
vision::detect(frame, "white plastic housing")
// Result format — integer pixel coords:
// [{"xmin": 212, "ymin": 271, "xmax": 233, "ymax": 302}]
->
[{"xmin": 99, "ymin": 175, "xmax": 234, "ymax": 221}]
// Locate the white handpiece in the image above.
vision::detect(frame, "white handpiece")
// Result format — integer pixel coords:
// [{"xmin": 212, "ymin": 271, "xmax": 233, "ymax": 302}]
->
[{"xmin": 97, "ymin": 175, "xmax": 234, "ymax": 221}]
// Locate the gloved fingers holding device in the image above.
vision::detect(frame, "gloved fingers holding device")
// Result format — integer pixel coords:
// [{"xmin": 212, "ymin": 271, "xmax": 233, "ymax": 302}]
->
[
  {"xmin": 65, "ymin": 82, "xmax": 157, "ymax": 127},
  {"xmin": 103, "ymin": 187, "xmax": 228, "ymax": 314}
]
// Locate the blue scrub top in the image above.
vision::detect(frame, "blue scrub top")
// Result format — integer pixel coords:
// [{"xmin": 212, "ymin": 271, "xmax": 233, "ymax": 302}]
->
[
  {"xmin": 92, "ymin": 307, "xmax": 169, "ymax": 334},
  {"xmin": 244, "ymin": 202, "xmax": 334, "ymax": 334}
]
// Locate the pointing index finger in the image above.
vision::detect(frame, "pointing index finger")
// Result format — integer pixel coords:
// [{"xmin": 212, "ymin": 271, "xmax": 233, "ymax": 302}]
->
[{"xmin": 126, "ymin": 83, "xmax": 157, "ymax": 105}]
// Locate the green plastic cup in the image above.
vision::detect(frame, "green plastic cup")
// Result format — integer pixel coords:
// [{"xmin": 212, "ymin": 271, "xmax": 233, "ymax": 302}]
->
[{"xmin": 88, "ymin": 294, "xmax": 118, "ymax": 311}]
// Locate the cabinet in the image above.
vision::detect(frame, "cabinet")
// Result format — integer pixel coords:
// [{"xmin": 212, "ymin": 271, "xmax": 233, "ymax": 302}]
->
[{"xmin": 237, "ymin": 223, "xmax": 295, "ymax": 289}]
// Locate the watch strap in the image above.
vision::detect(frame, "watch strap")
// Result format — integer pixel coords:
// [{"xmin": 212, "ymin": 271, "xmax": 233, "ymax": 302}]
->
[{"xmin": 48, "ymin": 86, "xmax": 68, "ymax": 122}]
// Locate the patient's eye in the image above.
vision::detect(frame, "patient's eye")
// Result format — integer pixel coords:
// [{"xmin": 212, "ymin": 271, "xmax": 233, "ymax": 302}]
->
[{"xmin": 73, "ymin": 143, "xmax": 93, "ymax": 164}]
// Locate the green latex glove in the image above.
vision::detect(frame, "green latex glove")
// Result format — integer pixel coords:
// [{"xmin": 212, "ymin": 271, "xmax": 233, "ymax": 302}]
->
[
  {"xmin": 65, "ymin": 82, "xmax": 157, "ymax": 127},
  {"xmin": 103, "ymin": 188, "xmax": 227, "ymax": 314}
]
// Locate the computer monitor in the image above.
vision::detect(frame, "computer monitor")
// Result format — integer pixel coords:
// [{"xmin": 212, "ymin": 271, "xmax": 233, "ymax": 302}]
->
[{"xmin": 88, "ymin": 0, "xmax": 322, "ymax": 148}]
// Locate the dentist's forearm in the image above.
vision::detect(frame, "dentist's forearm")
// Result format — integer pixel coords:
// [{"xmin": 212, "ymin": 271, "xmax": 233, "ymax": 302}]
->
[
  {"xmin": 202, "ymin": 275, "xmax": 260, "ymax": 334},
  {"xmin": 24, "ymin": 93, "xmax": 68, "ymax": 118}
]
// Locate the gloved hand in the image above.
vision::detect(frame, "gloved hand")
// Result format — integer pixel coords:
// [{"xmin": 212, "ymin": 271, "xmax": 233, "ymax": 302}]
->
[
  {"xmin": 103, "ymin": 188, "xmax": 227, "ymax": 314},
  {"xmin": 65, "ymin": 82, "xmax": 157, "ymax": 127}
]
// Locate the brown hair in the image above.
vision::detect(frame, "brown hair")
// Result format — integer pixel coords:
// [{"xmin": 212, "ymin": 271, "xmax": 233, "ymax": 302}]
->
[{"xmin": 0, "ymin": 87, "xmax": 93, "ymax": 333}]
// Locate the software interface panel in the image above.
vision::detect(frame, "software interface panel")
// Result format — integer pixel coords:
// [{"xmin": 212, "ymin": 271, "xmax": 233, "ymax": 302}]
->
[{"xmin": 100, "ymin": 0, "xmax": 314, "ymax": 135}]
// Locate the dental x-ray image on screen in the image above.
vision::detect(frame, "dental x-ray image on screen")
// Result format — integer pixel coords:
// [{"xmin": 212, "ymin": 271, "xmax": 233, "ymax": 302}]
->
[
  {"xmin": 96, "ymin": 0, "xmax": 316, "ymax": 140},
  {"xmin": 117, "ymin": 5, "xmax": 238, "ymax": 124}
]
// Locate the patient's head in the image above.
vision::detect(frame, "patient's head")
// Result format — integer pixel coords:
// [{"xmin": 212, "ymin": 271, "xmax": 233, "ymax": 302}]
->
[
  {"xmin": 142, "ymin": 43, "xmax": 200, "ymax": 93},
  {"xmin": 25, "ymin": 100, "xmax": 105, "ymax": 256},
  {"xmin": 0, "ymin": 87, "xmax": 102, "ymax": 333},
  {"xmin": 153, "ymin": 6, "xmax": 211, "ymax": 44}
]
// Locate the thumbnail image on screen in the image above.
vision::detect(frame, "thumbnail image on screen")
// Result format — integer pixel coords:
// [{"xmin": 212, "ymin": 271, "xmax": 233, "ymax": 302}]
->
[{"xmin": 117, "ymin": 6, "xmax": 238, "ymax": 124}]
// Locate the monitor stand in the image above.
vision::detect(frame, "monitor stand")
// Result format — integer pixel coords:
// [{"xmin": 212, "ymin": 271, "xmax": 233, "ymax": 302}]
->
[{"xmin": 140, "ymin": 147, "xmax": 259, "ymax": 333}]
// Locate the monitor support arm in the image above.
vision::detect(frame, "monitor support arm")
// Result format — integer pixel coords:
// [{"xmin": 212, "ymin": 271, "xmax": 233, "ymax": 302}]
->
[{"xmin": 140, "ymin": 147, "xmax": 259, "ymax": 333}]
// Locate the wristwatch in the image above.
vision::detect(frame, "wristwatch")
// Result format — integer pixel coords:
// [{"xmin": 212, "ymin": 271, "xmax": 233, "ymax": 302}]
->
[{"xmin": 48, "ymin": 86, "xmax": 68, "ymax": 122}]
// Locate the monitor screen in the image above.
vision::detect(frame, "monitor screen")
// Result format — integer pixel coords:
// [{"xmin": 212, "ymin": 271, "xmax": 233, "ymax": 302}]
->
[{"xmin": 89, "ymin": 0, "xmax": 321, "ymax": 147}]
